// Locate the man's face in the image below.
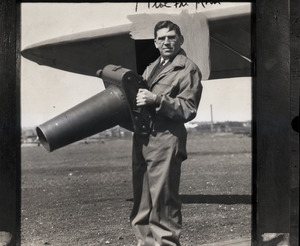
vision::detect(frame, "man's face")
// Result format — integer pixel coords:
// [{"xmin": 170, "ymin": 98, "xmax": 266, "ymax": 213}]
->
[{"xmin": 154, "ymin": 28, "xmax": 183, "ymax": 60}]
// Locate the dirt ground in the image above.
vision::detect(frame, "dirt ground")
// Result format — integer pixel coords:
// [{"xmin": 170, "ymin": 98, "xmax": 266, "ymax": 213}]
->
[{"xmin": 21, "ymin": 132, "xmax": 252, "ymax": 246}]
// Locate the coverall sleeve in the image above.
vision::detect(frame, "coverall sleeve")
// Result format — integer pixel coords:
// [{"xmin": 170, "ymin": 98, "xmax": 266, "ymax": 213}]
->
[{"xmin": 155, "ymin": 64, "xmax": 203, "ymax": 123}]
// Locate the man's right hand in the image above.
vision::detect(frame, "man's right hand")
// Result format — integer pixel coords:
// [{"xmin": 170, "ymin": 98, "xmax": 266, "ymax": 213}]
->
[{"xmin": 136, "ymin": 89, "xmax": 157, "ymax": 106}]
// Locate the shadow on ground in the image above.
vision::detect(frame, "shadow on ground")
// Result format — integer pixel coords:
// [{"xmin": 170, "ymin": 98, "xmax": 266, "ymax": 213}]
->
[
  {"xmin": 127, "ymin": 194, "xmax": 251, "ymax": 205},
  {"xmin": 180, "ymin": 194, "xmax": 251, "ymax": 204}
]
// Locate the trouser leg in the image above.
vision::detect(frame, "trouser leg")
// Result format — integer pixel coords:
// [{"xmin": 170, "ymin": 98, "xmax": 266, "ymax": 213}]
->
[
  {"xmin": 131, "ymin": 130, "xmax": 185, "ymax": 246},
  {"xmin": 146, "ymin": 132, "xmax": 183, "ymax": 246},
  {"xmin": 130, "ymin": 136, "xmax": 155, "ymax": 245}
]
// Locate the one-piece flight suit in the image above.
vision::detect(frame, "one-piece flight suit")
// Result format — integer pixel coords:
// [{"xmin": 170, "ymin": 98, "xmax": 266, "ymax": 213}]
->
[{"xmin": 130, "ymin": 49, "xmax": 202, "ymax": 246}]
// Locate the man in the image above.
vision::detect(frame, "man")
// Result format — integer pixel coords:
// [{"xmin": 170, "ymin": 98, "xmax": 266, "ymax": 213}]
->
[{"xmin": 131, "ymin": 20, "xmax": 203, "ymax": 246}]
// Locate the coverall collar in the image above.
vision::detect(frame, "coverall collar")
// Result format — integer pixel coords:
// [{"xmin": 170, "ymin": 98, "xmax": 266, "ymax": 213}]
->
[
  {"xmin": 155, "ymin": 48, "xmax": 187, "ymax": 70},
  {"xmin": 147, "ymin": 49, "xmax": 187, "ymax": 88}
]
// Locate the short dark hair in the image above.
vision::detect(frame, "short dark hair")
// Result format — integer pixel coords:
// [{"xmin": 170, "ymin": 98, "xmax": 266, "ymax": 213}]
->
[{"xmin": 154, "ymin": 20, "xmax": 182, "ymax": 39}]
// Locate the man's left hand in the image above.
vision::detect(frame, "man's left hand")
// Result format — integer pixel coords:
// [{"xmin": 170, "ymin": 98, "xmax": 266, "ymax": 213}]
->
[{"xmin": 136, "ymin": 88, "xmax": 157, "ymax": 106}]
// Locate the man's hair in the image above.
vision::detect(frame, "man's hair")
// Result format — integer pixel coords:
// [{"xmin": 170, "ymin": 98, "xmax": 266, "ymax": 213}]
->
[{"xmin": 154, "ymin": 20, "xmax": 182, "ymax": 39}]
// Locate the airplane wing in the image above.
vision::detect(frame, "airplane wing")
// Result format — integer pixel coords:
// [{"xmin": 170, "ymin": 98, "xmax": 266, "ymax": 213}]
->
[
  {"xmin": 21, "ymin": 8, "xmax": 251, "ymax": 80},
  {"xmin": 21, "ymin": 24, "xmax": 138, "ymax": 76},
  {"xmin": 208, "ymin": 12, "xmax": 252, "ymax": 79}
]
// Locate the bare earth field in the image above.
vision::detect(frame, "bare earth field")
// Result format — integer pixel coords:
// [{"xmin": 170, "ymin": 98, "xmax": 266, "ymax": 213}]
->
[{"xmin": 21, "ymin": 132, "xmax": 252, "ymax": 246}]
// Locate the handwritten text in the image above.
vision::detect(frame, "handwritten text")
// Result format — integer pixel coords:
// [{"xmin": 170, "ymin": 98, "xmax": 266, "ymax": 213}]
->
[{"xmin": 135, "ymin": 2, "xmax": 221, "ymax": 12}]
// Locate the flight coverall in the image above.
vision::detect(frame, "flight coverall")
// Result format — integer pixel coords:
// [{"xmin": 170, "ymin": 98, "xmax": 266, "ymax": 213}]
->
[{"xmin": 130, "ymin": 49, "xmax": 202, "ymax": 246}]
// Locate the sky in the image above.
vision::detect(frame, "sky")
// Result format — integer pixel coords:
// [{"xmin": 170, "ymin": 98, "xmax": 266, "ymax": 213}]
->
[{"xmin": 21, "ymin": 2, "xmax": 252, "ymax": 128}]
